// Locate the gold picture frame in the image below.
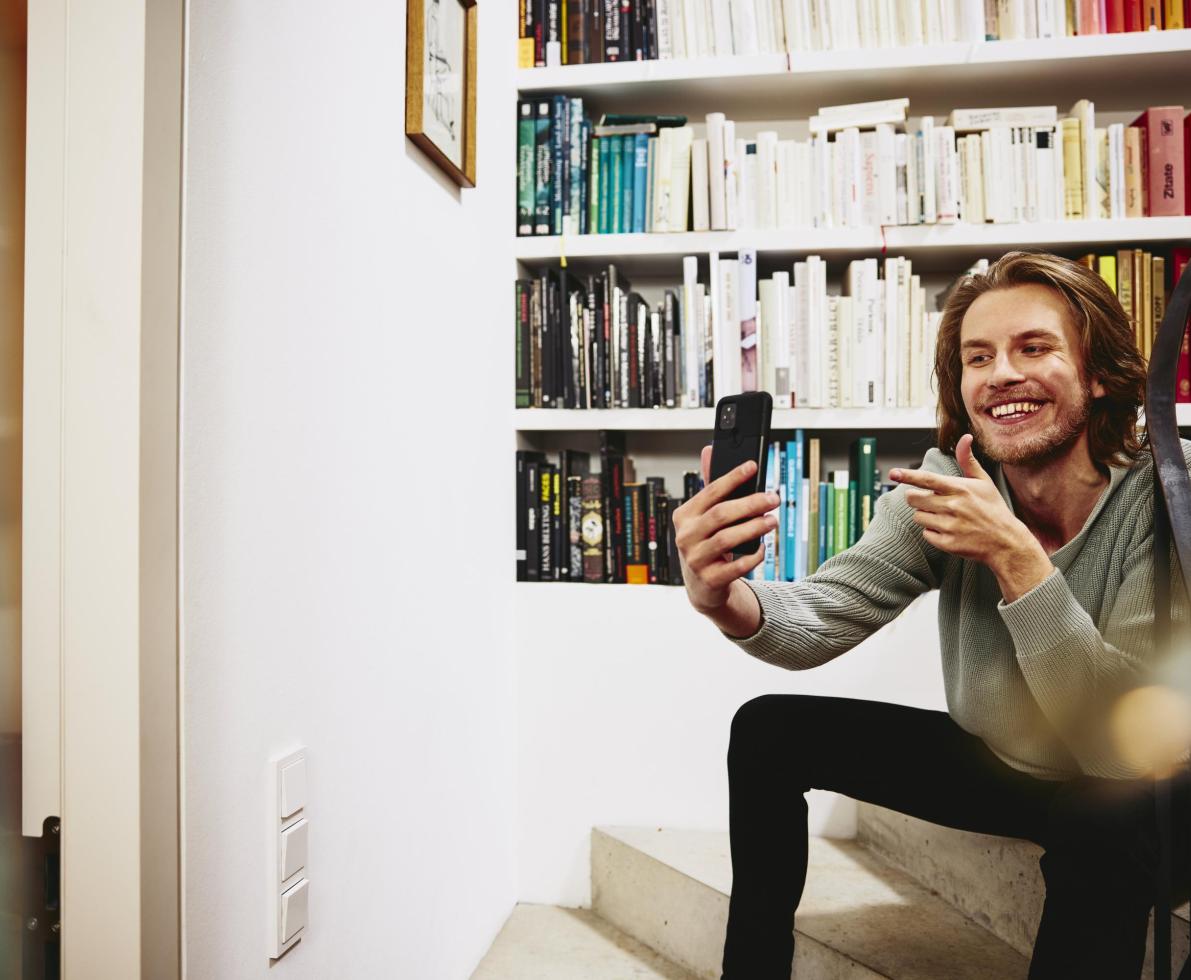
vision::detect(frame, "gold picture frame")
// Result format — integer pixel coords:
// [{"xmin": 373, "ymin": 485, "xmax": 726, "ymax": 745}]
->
[{"xmin": 406, "ymin": 0, "xmax": 477, "ymax": 188}]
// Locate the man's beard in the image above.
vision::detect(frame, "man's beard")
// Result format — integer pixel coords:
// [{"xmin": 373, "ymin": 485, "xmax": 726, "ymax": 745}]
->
[{"xmin": 972, "ymin": 380, "xmax": 1093, "ymax": 467}]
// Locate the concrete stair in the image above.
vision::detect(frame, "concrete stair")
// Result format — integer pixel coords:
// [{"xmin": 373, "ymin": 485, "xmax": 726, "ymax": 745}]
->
[
  {"xmin": 856, "ymin": 802, "xmax": 1191, "ymax": 980},
  {"xmin": 475, "ymin": 813, "xmax": 1190, "ymax": 979},
  {"xmin": 591, "ymin": 826, "xmax": 1029, "ymax": 980}
]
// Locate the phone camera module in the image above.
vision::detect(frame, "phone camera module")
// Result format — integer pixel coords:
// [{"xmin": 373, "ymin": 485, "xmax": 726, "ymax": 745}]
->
[{"xmin": 720, "ymin": 404, "xmax": 737, "ymax": 431}]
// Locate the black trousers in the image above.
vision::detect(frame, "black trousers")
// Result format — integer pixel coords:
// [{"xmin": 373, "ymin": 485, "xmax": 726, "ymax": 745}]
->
[{"xmin": 721, "ymin": 694, "xmax": 1191, "ymax": 980}]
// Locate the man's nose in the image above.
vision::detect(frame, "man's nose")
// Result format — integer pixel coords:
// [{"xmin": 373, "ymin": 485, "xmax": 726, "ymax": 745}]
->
[{"xmin": 987, "ymin": 351, "xmax": 1027, "ymax": 388}]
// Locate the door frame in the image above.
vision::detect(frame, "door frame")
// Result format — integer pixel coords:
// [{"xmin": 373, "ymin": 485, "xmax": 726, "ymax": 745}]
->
[{"xmin": 22, "ymin": 1, "xmax": 184, "ymax": 976}]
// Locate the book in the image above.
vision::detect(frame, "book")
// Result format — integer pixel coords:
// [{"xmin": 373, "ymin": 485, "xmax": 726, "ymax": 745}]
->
[
  {"xmin": 580, "ymin": 474, "xmax": 605, "ymax": 582},
  {"xmin": 1130, "ymin": 106, "xmax": 1187, "ymax": 217}
]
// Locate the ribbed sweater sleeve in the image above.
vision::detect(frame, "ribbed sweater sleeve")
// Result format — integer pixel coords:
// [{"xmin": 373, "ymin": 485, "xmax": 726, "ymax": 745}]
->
[{"xmin": 720, "ymin": 462, "xmax": 946, "ymax": 671}]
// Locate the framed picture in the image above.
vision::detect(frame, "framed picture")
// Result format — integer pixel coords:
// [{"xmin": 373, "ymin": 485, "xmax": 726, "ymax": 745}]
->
[{"xmin": 405, "ymin": 0, "xmax": 477, "ymax": 188}]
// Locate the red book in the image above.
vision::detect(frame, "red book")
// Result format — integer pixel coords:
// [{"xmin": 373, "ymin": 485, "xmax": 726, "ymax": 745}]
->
[
  {"xmin": 1131, "ymin": 106, "xmax": 1186, "ymax": 216},
  {"xmin": 1185, "ymin": 112, "xmax": 1191, "ymax": 216},
  {"xmin": 1080, "ymin": 0, "xmax": 1102, "ymax": 30},
  {"xmin": 1107, "ymin": 0, "xmax": 1127, "ymax": 30},
  {"xmin": 1125, "ymin": 0, "xmax": 1144, "ymax": 29}
]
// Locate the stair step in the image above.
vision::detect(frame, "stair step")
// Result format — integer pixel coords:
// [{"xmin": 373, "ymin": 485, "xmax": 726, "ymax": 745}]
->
[
  {"xmin": 857, "ymin": 802, "xmax": 1191, "ymax": 979},
  {"xmin": 470, "ymin": 903, "xmax": 698, "ymax": 980},
  {"xmin": 592, "ymin": 826, "xmax": 1029, "ymax": 980}
]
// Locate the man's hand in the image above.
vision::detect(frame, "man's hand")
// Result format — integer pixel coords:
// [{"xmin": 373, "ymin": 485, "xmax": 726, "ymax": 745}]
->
[
  {"xmin": 673, "ymin": 447, "xmax": 778, "ymax": 618},
  {"xmin": 892, "ymin": 434, "xmax": 1053, "ymax": 601}
]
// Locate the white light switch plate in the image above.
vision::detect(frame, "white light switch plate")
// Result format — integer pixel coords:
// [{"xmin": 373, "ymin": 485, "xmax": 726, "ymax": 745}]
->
[{"xmin": 269, "ymin": 747, "xmax": 308, "ymax": 960}]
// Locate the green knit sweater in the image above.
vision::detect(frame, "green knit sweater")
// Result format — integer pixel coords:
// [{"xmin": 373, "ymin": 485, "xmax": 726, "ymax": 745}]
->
[{"xmin": 724, "ymin": 440, "xmax": 1191, "ymax": 780}]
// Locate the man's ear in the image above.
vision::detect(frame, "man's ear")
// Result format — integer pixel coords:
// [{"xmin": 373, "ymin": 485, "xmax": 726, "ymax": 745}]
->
[{"xmin": 1090, "ymin": 376, "xmax": 1106, "ymax": 399}]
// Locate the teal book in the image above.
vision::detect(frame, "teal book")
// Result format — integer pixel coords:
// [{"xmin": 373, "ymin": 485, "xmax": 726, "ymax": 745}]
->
[
  {"xmin": 599, "ymin": 137, "xmax": 612, "ymax": 234},
  {"xmin": 834, "ymin": 473, "xmax": 848, "ymax": 556},
  {"xmin": 609, "ymin": 135, "xmax": 623, "ymax": 234},
  {"xmin": 819, "ymin": 482, "xmax": 830, "ymax": 565},
  {"xmin": 631, "ymin": 132, "xmax": 649, "ymax": 232},
  {"xmin": 533, "ymin": 98, "xmax": 552, "ymax": 235},
  {"xmin": 786, "ymin": 433, "xmax": 803, "ymax": 580},
  {"xmin": 847, "ymin": 480, "xmax": 858, "ymax": 548},
  {"xmin": 621, "ymin": 135, "xmax": 635, "ymax": 234},
  {"xmin": 588, "ymin": 133, "xmax": 600, "ymax": 234}
]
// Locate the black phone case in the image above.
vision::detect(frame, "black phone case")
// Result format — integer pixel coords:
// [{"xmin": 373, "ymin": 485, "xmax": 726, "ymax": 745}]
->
[{"xmin": 709, "ymin": 392, "xmax": 773, "ymax": 559}]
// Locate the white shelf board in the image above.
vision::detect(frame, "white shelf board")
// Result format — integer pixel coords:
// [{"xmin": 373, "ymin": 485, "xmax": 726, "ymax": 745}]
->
[
  {"xmin": 516, "ymin": 31, "xmax": 1191, "ymax": 117},
  {"xmin": 516, "ymin": 404, "xmax": 1191, "ymax": 431},
  {"xmin": 515, "ymin": 407, "xmax": 939, "ymax": 431},
  {"xmin": 515, "ymin": 217, "xmax": 1191, "ymax": 274}
]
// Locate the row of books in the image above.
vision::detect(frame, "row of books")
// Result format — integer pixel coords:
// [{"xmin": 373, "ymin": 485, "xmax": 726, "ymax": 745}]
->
[
  {"xmin": 515, "ymin": 99, "xmax": 1191, "ymax": 237},
  {"xmin": 513, "ymin": 251, "xmax": 942, "ymax": 412},
  {"xmin": 1081, "ymin": 246, "xmax": 1189, "ymax": 361},
  {"xmin": 514, "ymin": 432, "xmax": 900, "ymax": 584},
  {"xmin": 515, "ymin": 435, "xmax": 696, "ymax": 583},
  {"xmin": 519, "ymin": 0, "xmax": 1188, "ymax": 67}
]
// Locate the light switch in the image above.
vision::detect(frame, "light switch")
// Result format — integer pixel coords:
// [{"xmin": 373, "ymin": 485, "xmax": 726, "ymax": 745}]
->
[
  {"xmin": 280, "ymin": 819, "xmax": 308, "ymax": 881},
  {"xmin": 281, "ymin": 758, "xmax": 306, "ymax": 818},
  {"xmin": 280, "ymin": 878, "xmax": 309, "ymax": 943}
]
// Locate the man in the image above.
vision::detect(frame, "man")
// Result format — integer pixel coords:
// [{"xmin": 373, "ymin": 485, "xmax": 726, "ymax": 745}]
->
[{"xmin": 674, "ymin": 251, "xmax": 1191, "ymax": 979}]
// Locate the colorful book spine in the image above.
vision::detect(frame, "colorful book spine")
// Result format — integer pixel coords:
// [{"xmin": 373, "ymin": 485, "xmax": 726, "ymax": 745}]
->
[{"xmin": 632, "ymin": 132, "xmax": 649, "ymax": 232}]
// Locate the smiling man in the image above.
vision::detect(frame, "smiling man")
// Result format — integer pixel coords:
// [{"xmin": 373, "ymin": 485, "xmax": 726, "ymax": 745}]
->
[{"xmin": 672, "ymin": 251, "xmax": 1191, "ymax": 979}]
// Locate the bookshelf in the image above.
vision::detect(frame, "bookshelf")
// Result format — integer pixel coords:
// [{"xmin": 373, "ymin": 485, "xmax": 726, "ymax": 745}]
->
[{"xmin": 513, "ymin": 29, "xmax": 1191, "ymax": 588}]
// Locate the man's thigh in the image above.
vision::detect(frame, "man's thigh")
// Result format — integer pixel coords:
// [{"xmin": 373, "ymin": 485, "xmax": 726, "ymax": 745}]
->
[{"xmin": 735, "ymin": 694, "xmax": 1059, "ymax": 845}]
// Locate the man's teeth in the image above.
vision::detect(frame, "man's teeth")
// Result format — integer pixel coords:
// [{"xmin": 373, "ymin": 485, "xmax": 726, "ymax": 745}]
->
[{"xmin": 990, "ymin": 401, "xmax": 1043, "ymax": 418}]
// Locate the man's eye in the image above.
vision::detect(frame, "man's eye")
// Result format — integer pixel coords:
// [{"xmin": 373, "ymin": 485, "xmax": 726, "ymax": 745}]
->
[
  {"xmin": 967, "ymin": 355, "xmax": 988, "ymax": 365},
  {"xmin": 1024, "ymin": 345, "xmax": 1046, "ymax": 353}
]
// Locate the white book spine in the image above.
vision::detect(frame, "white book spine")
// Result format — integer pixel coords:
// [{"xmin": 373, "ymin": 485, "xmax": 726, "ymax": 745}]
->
[
  {"xmin": 738, "ymin": 139, "xmax": 755, "ymax": 230},
  {"xmin": 683, "ymin": 256, "xmax": 701, "ymax": 408},
  {"xmin": 713, "ymin": 0, "xmax": 735, "ymax": 55},
  {"xmin": 729, "ymin": 0, "xmax": 760, "ymax": 53},
  {"xmin": 670, "ymin": 126, "xmax": 694, "ymax": 232},
  {"xmin": 960, "ymin": 0, "xmax": 985, "ymax": 40},
  {"xmin": 792, "ymin": 263, "xmax": 809, "ymax": 407},
  {"xmin": 860, "ymin": 130, "xmax": 878, "ymax": 227},
  {"xmin": 691, "ymin": 137, "xmax": 711, "ymax": 232},
  {"xmin": 1108, "ymin": 123, "xmax": 1125, "ymax": 221},
  {"xmin": 877, "ymin": 123, "xmax": 897, "ymax": 225},
  {"xmin": 1023, "ymin": 127, "xmax": 1038, "ymax": 222},
  {"xmin": 758, "ymin": 277, "xmax": 776, "ymax": 397},
  {"xmin": 670, "ymin": 0, "xmax": 687, "ymax": 58},
  {"xmin": 813, "ymin": 133, "xmax": 832, "ymax": 227},
  {"xmin": 895, "ymin": 132, "xmax": 909, "ymax": 225},
  {"xmin": 757, "ymin": 131, "xmax": 779, "ymax": 231},
  {"xmin": 1036, "ymin": 0, "xmax": 1055, "ymax": 36},
  {"xmin": 652, "ymin": 128, "xmax": 674, "ymax": 233},
  {"xmin": 723, "ymin": 120, "xmax": 739, "ymax": 230},
  {"xmin": 884, "ymin": 258, "xmax": 898, "ymax": 408},
  {"xmin": 706, "ymin": 113, "xmax": 728, "ymax": 231},
  {"xmin": 906, "ymin": 129, "xmax": 921, "ymax": 224},
  {"xmin": 809, "ymin": 256, "xmax": 826, "ymax": 407},
  {"xmin": 710, "ymin": 252, "xmax": 723, "ymax": 404},
  {"xmin": 935, "ymin": 125, "xmax": 959, "ymax": 223},
  {"xmin": 776, "ymin": 140, "xmax": 796, "ymax": 228},
  {"xmin": 921, "ymin": 116, "xmax": 937, "ymax": 223},
  {"xmin": 825, "ymin": 296, "xmax": 840, "ymax": 407},
  {"xmin": 683, "ymin": 0, "xmax": 702, "ymax": 56},
  {"xmin": 837, "ymin": 295, "xmax": 854, "ymax": 408},
  {"xmin": 657, "ymin": 0, "xmax": 674, "ymax": 57}
]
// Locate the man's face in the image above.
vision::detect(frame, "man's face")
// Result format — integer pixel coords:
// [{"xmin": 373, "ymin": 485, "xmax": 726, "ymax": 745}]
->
[{"xmin": 959, "ymin": 283, "xmax": 1106, "ymax": 467}]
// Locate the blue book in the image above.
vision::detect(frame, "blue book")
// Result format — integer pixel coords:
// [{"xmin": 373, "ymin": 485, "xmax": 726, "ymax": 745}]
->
[
  {"xmin": 764, "ymin": 442, "xmax": 777, "ymax": 581},
  {"xmin": 818, "ymin": 482, "xmax": 829, "ymax": 567},
  {"xmin": 621, "ymin": 136, "xmax": 635, "ymax": 235},
  {"xmin": 785, "ymin": 433, "xmax": 802, "ymax": 581},
  {"xmin": 826, "ymin": 477, "xmax": 835, "ymax": 557},
  {"xmin": 609, "ymin": 135, "xmax": 623, "ymax": 234},
  {"xmin": 598, "ymin": 137, "xmax": 612, "ymax": 234},
  {"xmin": 632, "ymin": 133, "xmax": 649, "ymax": 233}
]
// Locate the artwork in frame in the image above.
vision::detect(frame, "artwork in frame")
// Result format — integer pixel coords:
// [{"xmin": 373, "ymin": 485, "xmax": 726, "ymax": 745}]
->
[{"xmin": 405, "ymin": 0, "xmax": 477, "ymax": 188}]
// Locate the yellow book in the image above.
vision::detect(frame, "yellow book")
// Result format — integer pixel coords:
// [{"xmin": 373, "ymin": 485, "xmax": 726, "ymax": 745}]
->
[
  {"xmin": 1116, "ymin": 249, "xmax": 1134, "ymax": 324},
  {"xmin": 1097, "ymin": 255, "xmax": 1117, "ymax": 294},
  {"xmin": 1166, "ymin": 0, "xmax": 1185, "ymax": 29},
  {"xmin": 1061, "ymin": 117, "xmax": 1083, "ymax": 220},
  {"xmin": 1153, "ymin": 256, "xmax": 1167, "ymax": 338},
  {"xmin": 1141, "ymin": 251, "xmax": 1153, "ymax": 361}
]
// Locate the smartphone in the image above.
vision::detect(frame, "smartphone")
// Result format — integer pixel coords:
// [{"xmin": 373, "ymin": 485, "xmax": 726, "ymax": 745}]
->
[{"xmin": 709, "ymin": 391, "xmax": 773, "ymax": 559}]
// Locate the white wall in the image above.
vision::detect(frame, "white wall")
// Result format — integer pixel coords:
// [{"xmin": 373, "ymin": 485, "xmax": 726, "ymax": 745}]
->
[
  {"xmin": 516, "ymin": 585, "xmax": 945, "ymax": 905},
  {"xmin": 181, "ymin": 3, "xmax": 517, "ymax": 977}
]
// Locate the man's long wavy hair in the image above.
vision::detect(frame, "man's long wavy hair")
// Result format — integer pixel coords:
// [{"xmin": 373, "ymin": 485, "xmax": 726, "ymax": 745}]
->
[{"xmin": 934, "ymin": 250, "xmax": 1149, "ymax": 470}]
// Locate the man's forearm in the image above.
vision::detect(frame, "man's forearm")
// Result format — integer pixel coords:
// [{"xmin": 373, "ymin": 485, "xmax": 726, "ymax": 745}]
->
[{"xmin": 704, "ymin": 578, "xmax": 763, "ymax": 640}]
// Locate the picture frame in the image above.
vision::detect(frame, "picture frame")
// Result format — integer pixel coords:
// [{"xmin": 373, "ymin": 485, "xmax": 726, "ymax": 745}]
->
[{"xmin": 405, "ymin": 0, "xmax": 477, "ymax": 189}]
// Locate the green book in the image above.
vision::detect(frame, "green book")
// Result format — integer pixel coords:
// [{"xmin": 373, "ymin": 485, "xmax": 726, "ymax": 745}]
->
[
  {"xmin": 834, "ymin": 472, "xmax": 849, "ymax": 557},
  {"xmin": 851, "ymin": 436, "xmax": 877, "ymax": 538},
  {"xmin": 598, "ymin": 138, "xmax": 612, "ymax": 234},
  {"xmin": 826, "ymin": 476, "xmax": 835, "ymax": 557},
  {"xmin": 847, "ymin": 480, "xmax": 858, "ymax": 548}
]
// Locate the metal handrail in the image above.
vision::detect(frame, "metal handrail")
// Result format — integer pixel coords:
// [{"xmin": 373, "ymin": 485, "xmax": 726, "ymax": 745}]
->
[{"xmin": 1143, "ymin": 257, "xmax": 1191, "ymax": 980}]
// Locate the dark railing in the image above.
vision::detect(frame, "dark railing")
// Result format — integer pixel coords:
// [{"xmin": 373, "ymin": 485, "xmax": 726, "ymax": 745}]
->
[{"xmin": 1145, "ymin": 256, "xmax": 1191, "ymax": 980}]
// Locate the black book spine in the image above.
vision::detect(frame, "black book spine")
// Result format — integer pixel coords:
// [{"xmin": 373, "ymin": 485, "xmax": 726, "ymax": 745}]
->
[
  {"xmin": 534, "ymin": 0, "xmax": 547, "ymax": 65},
  {"xmin": 566, "ymin": 0, "xmax": 588, "ymax": 64},
  {"xmin": 526, "ymin": 458, "xmax": 542, "ymax": 581},
  {"xmin": 646, "ymin": 477, "xmax": 664, "ymax": 583},
  {"xmin": 683, "ymin": 471, "xmax": 702, "ymax": 500},
  {"xmin": 579, "ymin": 119, "xmax": 590, "ymax": 235},
  {"xmin": 627, "ymin": 295, "xmax": 640, "ymax": 408},
  {"xmin": 664, "ymin": 494, "xmax": 684, "ymax": 585},
  {"xmin": 554, "ymin": 273, "xmax": 565, "ymax": 408},
  {"xmin": 546, "ymin": 0, "xmax": 561, "ymax": 62},
  {"xmin": 530, "ymin": 279, "xmax": 542, "ymax": 407},
  {"xmin": 645, "ymin": 0, "xmax": 658, "ymax": 59},
  {"xmin": 629, "ymin": 0, "xmax": 643, "ymax": 60},
  {"xmin": 567, "ymin": 475, "xmax": 584, "ymax": 580},
  {"xmin": 602, "ymin": 0, "xmax": 621, "ymax": 61},
  {"xmin": 588, "ymin": 0, "xmax": 605, "ymax": 63},
  {"xmin": 540, "ymin": 464, "xmax": 554, "ymax": 580},
  {"xmin": 600, "ymin": 431, "xmax": 627, "ymax": 582},
  {"xmin": 538, "ymin": 272, "xmax": 551, "ymax": 406},
  {"xmin": 663, "ymin": 290, "xmax": 677, "ymax": 407},
  {"xmin": 550, "ymin": 466, "xmax": 563, "ymax": 581}
]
